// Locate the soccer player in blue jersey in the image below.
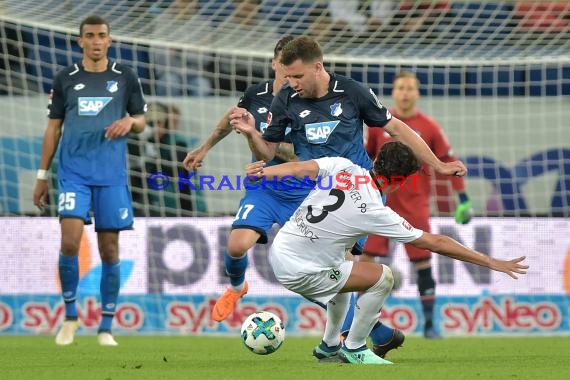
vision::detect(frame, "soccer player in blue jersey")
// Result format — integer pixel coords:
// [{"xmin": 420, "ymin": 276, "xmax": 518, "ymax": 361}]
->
[
  {"xmin": 183, "ymin": 36, "xmax": 303, "ymax": 321},
  {"xmin": 230, "ymin": 36, "xmax": 467, "ymax": 359},
  {"xmin": 32, "ymin": 15, "xmax": 146, "ymax": 346}
]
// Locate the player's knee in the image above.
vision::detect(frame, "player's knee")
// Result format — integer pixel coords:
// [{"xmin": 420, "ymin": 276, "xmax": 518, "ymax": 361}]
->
[
  {"xmin": 227, "ymin": 240, "xmax": 250, "ymax": 257},
  {"xmin": 381, "ymin": 265, "xmax": 395, "ymax": 290},
  {"xmin": 99, "ymin": 242, "xmax": 119, "ymax": 263},
  {"xmin": 366, "ymin": 264, "xmax": 394, "ymax": 296},
  {"xmin": 227, "ymin": 230, "xmax": 259, "ymax": 256},
  {"xmin": 60, "ymin": 237, "xmax": 80, "ymax": 255}
]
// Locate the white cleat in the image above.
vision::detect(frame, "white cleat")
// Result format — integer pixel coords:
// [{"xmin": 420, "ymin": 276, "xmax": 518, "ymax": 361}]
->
[
  {"xmin": 97, "ymin": 332, "xmax": 119, "ymax": 346},
  {"xmin": 55, "ymin": 320, "xmax": 79, "ymax": 346}
]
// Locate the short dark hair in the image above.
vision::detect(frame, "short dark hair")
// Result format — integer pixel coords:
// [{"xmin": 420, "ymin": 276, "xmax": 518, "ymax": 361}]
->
[
  {"xmin": 273, "ymin": 35, "xmax": 295, "ymax": 58},
  {"xmin": 79, "ymin": 15, "xmax": 110, "ymax": 36},
  {"xmin": 280, "ymin": 36, "xmax": 323, "ymax": 66},
  {"xmin": 373, "ymin": 141, "xmax": 421, "ymax": 184}
]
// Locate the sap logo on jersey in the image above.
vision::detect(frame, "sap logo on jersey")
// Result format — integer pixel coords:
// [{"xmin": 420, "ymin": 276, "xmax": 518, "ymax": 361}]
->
[
  {"xmin": 305, "ymin": 121, "xmax": 340, "ymax": 144},
  {"xmin": 78, "ymin": 97, "xmax": 112, "ymax": 116}
]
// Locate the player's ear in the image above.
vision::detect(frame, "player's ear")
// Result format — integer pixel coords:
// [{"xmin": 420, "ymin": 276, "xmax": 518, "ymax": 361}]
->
[
  {"xmin": 77, "ymin": 36, "xmax": 83, "ymax": 49},
  {"xmin": 315, "ymin": 61, "xmax": 324, "ymax": 74}
]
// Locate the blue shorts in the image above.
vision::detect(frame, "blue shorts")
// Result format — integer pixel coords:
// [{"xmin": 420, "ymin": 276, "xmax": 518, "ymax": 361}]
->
[
  {"xmin": 58, "ymin": 179, "xmax": 134, "ymax": 232},
  {"xmin": 232, "ymin": 189, "xmax": 302, "ymax": 244},
  {"xmin": 351, "ymin": 236, "xmax": 368, "ymax": 255}
]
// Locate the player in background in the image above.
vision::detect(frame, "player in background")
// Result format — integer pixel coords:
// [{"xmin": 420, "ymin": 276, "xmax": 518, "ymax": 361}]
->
[
  {"xmin": 230, "ymin": 36, "xmax": 467, "ymax": 359},
  {"xmin": 362, "ymin": 71, "xmax": 473, "ymax": 338},
  {"xmin": 245, "ymin": 142, "xmax": 528, "ymax": 365},
  {"xmin": 33, "ymin": 15, "xmax": 147, "ymax": 346},
  {"xmin": 183, "ymin": 36, "xmax": 302, "ymax": 322}
]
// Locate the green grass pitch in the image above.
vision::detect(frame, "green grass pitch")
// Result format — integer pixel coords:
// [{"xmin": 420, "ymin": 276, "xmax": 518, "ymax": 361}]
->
[{"xmin": 1, "ymin": 336, "xmax": 569, "ymax": 380}]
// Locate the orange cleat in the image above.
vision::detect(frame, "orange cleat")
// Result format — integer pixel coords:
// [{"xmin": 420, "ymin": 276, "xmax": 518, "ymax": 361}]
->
[{"xmin": 212, "ymin": 282, "xmax": 249, "ymax": 322}]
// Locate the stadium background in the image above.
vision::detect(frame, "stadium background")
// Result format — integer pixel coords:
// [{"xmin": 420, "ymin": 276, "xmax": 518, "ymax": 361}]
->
[{"xmin": 0, "ymin": 0, "xmax": 569, "ymax": 338}]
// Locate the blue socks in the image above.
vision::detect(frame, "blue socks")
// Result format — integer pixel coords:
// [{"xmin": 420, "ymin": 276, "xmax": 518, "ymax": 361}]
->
[
  {"xmin": 369, "ymin": 322, "xmax": 397, "ymax": 345},
  {"xmin": 341, "ymin": 293, "xmax": 356, "ymax": 333},
  {"xmin": 224, "ymin": 251, "xmax": 248, "ymax": 290},
  {"xmin": 341, "ymin": 292, "xmax": 396, "ymax": 346},
  {"xmin": 99, "ymin": 261, "xmax": 120, "ymax": 333},
  {"xmin": 59, "ymin": 254, "xmax": 79, "ymax": 320}
]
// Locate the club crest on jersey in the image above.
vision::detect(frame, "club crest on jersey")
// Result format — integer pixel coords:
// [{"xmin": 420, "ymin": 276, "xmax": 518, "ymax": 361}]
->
[
  {"xmin": 106, "ymin": 81, "xmax": 118, "ymax": 93},
  {"xmin": 305, "ymin": 121, "xmax": 340, "ymax": 144},
  {"xmin": 330, "ymin": 102, "xmax": 343, "ymax": 117},
  {"xmin": 78, "ymin": 97, "xmax": 112, "ymax": 116},
  {"xmin": 259, "ymin": 122, "xmax": 268, "ymax": 134}
]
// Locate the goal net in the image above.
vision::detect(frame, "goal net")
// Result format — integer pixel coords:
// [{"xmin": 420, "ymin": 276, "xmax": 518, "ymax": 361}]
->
[{"xmin": 1, "ymin": 0, "xmax": 569, "ymax": 336}]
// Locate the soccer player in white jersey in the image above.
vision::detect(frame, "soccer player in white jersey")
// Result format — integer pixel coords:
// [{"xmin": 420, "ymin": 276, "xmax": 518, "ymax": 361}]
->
[
  {"xmin": 245, "ymin": 141, "xmax": 528, "ymax": 364},
  {"xmin": 230, "ymin": 35, "xmax": 468, "ymax": 358},
  {"xmin": 33, "ymin": 15, "xmax": 147, "ymax": 346}
]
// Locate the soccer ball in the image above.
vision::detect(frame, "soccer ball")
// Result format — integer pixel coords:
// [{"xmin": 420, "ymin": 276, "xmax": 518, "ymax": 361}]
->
[{"xmin": 240, "ymin": 311, "xmax": 285, "ymax": 355}]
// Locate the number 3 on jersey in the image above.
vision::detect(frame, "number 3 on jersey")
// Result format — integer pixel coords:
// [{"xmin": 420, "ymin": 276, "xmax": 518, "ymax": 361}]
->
[
  {"xmin": 58, "ymin": 192, "xmax": 76, "ymax": 212},
  {"xmin": 234, "ymin": 204, "xmax": 255, "ymax": 221}
]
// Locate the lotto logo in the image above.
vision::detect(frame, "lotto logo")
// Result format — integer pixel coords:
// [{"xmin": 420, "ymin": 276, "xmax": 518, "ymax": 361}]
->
[
  {"xmin": 305, "ymin": 121, "xmax": 339, "ymax": 144},
  {"xmin": 78, "ymin": 97, "xmax": 112, "ymax": 116}
]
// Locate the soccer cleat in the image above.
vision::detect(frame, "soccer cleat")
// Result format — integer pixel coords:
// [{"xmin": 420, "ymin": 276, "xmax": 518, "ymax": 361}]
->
[
  {"xmin": 372, "ymin": 328, "xmax": 405, "ymax": 358},
  {"xmin": 313, "ymin": 341, "xmax": 342, "ymax": 361},
  {"xmin": 424, "ymin": 326, "xmax": 442, "ymax": 339},
  {"xmin": 212, "ymin": 282, "xmax": 249, "ymax": 322},
  {"xmin": 97, "ymin": 332, "xmax": 119, "ymax": 346},
  {"xmin": 55, "ymin": 319, "xmax": 79, "ymax": 346},
  {"xmin": 339, "ymin": 344, "xmax": 393, "ymax": 365}
]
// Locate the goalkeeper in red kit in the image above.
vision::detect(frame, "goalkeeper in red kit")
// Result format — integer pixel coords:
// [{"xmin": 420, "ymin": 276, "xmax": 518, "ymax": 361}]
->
[{"xmin": 362, "ymin": 71, "xmax": 473, "ymax": 339}]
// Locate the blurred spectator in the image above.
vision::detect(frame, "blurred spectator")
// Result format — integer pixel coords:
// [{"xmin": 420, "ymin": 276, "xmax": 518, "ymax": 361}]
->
[
  {"xmin": 515, "ymin": 1, "xmax": 569, "ymax": 33},
  {"xmin": 215, "ymin": 0, "xmax": 269, "ymax": 93},
  {"xmin": 150, "ymin": 0, "xmax": 214, "ymax": 96},
  {"xmin": 128, "ymin": 102, "xmax": 196, "ymax": 216},
  {"xmin": 306, "ymin": 2, "xmax": 342, "ymax": 44},
  {"xmin": 0, "ymin": 21, "xmax": 37, "ymax": 95},
  {"xmin": 325, "ymin": 0, "xmax": 398, "ymax": 38}
]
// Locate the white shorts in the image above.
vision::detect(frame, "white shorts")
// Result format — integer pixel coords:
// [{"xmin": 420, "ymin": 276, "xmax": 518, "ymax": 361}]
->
[{"xmin": 271, "ymin": 257, "xmax": 354, "ymax": 306}]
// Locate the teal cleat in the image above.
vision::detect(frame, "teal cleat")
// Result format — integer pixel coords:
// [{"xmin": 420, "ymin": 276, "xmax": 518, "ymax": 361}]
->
[
  {"xmin": 339, "ymin": 345, "xmax": 394, "ymax": 365},
  {"xmin": 313, "ymin": 341, "xmax": 342, "ymax": 361}
]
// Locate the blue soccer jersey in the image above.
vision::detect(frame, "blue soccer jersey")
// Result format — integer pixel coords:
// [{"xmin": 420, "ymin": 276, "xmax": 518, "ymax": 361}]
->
[
  {"xmin": 263, "ymin": 73, "xmax": 392, "ymax": 170},
  {"xmin": 237, "ymin": 80, "xmax": 309, "ymax": 201},
  {"xmin": 237, "ymin": 80, "xmax": 287, "ymax": 168},
  {"xmin": 48, "ymin": 61, "xmax": 146, "ymax": 186},
  {"xmin": 232, "ymin": 80, "xmax": 310, "ymax": 243}
]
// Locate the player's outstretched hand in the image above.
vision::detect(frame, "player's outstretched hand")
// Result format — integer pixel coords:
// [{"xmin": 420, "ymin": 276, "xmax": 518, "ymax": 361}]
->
[
  {"xmin": 490, "ymin": 256, "xmax": 528, "ymax": 279},
  {"xmin": 437, "ymin": 160, "xmax": 468, "ymax": 177},
  {"xmin": 183, "ymin": 147, "xmax": 206, "ymax": 171},
  {"xmin": 245, "ymin": 161, "xmax": 266, "ymax": 179},
  {"xmin": 229, "ymin": 107, "xmax": 256, "ymax": 135},
  {"xmin": 33, "ymin": 180, "xmax": 49, "ymax": 211}
]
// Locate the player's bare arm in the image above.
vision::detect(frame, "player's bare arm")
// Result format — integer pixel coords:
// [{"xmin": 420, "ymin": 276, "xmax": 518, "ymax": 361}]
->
[
  {"xmin": 411, "ymin": 232, "xmax": 528, "ymax": 279},
  {"xmin": 275, "ymin": 142, "xmax": 297, "ymax": 162},
  {"xmin": 246, "ymin": 160, "xmax": 319, "ymax": 180},
  {"xmin": 184, "ymin": 107, "xmax": 234, "ymax": 171},
  {"xmin": 104, "ymin": 114, "xmax": 145, "ymax": 139},
  {"xmin": 33, "ymin": 118, "xmax": 63, "ymax": 209},
  {"xmin": 383, "ymin": 117, "xmax": 467, "ymax": 177}
]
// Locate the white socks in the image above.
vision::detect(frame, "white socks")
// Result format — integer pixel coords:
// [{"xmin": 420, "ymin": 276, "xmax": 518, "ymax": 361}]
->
[
  {"xmin": 322, "ymin": 292, "xmax": 351, "ymax": 347},
  {"xmin": 344, "ymin": 265, "xmax": 394, "ymax": 349}
]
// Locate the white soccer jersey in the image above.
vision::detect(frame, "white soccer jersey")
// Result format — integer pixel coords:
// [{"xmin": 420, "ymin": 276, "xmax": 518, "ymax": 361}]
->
[{"xmin": 270, "ymin": 157, "xmax": 423, "ymax": 284}]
